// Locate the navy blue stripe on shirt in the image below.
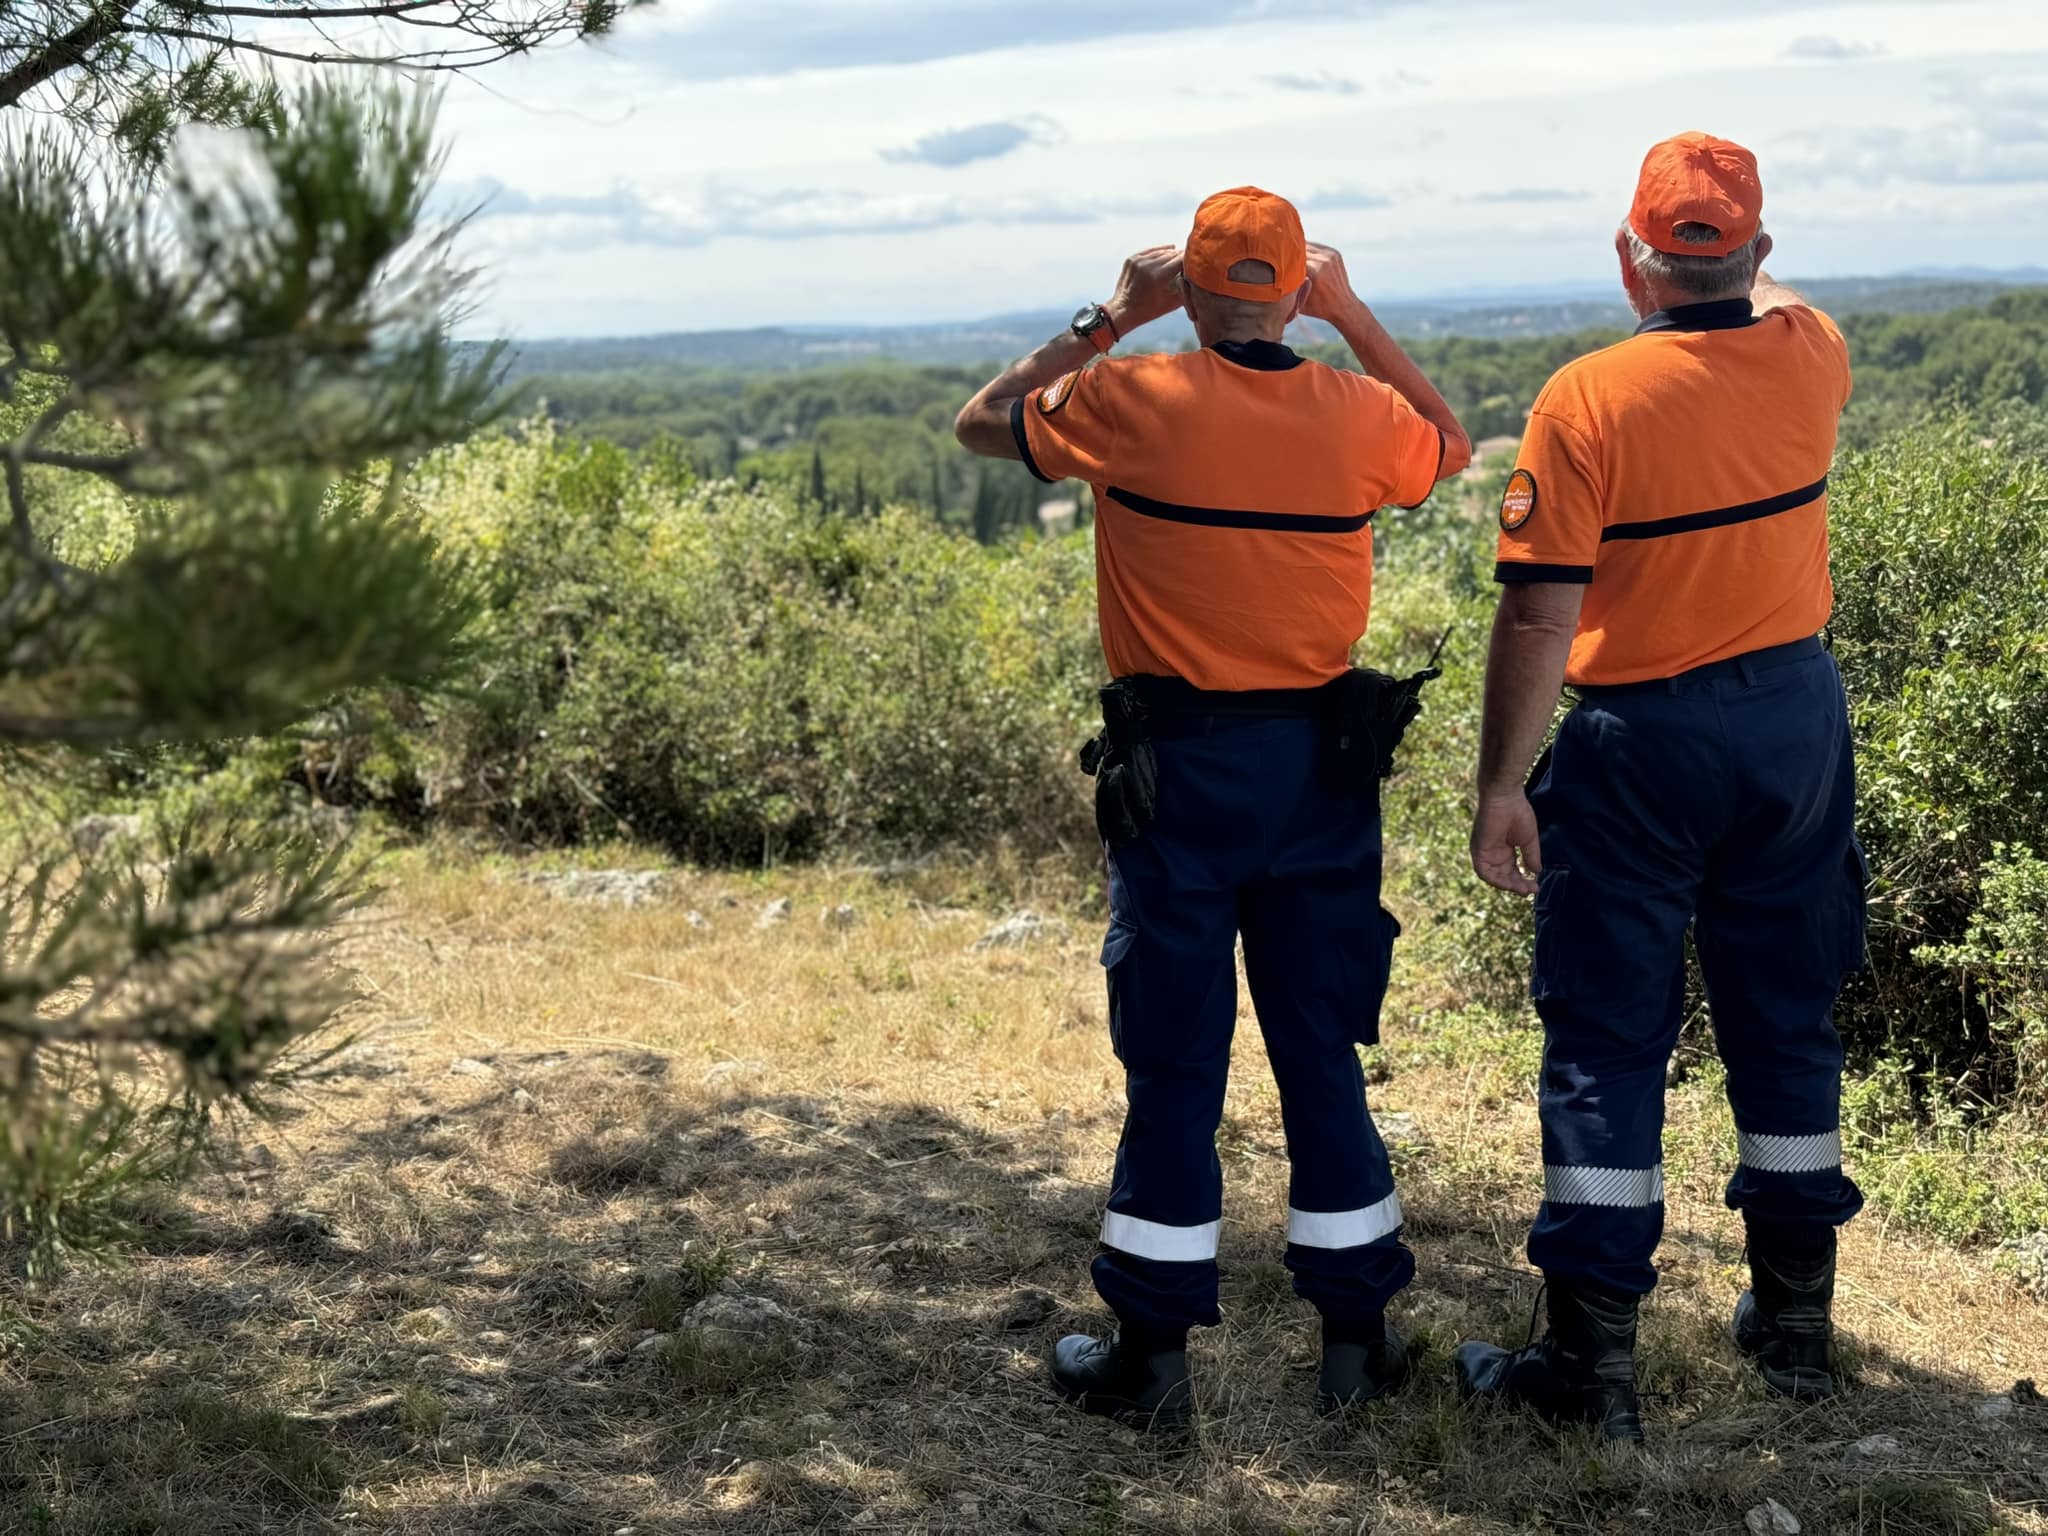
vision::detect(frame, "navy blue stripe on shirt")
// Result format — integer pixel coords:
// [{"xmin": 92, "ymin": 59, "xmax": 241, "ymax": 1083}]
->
[
  {"xmin": 1601, "ymin": 476, "xmax": 1827, "ymax": 542},
  {"xmin": 1010, "ymin": 396, "xmax": 1056, "ymax": 484},
  {"xmin": 1106, "ymin": 486, "xmax": 1375, "ymax": 534},
  {"xmin": 1496, "ymin": 561, "xmax": 1595, "ymax": 584}
]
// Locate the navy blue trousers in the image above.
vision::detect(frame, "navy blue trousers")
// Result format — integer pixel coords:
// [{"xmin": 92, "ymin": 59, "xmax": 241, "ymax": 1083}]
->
[
  {"xmin": 1094, "ymin": 712, "xmax": 1414, "ymax": 1335},
  {"xmin": 1527, "ymin": 640, "xmax": 1867, "ymax": 1295}
]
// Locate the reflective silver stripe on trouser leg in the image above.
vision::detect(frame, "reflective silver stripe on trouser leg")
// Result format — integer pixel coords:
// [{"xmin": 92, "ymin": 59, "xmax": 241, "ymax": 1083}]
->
[
  {"xmin": 1287, "ymin": 1191, "xmax": 1403, "ymax": 1250},
  {"xmin": 1542, "ymin": 1165, "xmax": 1665, "ymax": 1207},
  {"xmin": 1737, "ymin": 1130, "xmax": 1842, "ymax": 1175},
  {"xmin": 1100, "ymin": 1211, "xmax": 1222, "ymax": 1263}
]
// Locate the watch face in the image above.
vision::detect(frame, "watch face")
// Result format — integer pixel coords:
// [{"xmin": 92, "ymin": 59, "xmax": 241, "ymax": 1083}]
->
[{"xmin": 1072, "ymin": 303, "xmax": 1105, "ymax": 333}]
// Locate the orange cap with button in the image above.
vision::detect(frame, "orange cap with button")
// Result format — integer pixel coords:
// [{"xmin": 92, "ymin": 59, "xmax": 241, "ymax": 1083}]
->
[
  {"xmin": 1183, "ymin": 186, "xmax": 1307, "ymax": 301},
  {"xmin": 1629, "ymin": 132, "xmax": 1763, "ymax": 257}
]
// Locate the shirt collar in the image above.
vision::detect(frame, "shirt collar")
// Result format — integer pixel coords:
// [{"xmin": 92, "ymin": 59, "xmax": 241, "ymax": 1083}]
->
[
  {"xmin": 1210, "ymin": 338, "xmax": 1304, "ymax": 371},
  {"xmin": 1634, "ymin": 297, "xmax": 1759, "ymax": 335}
]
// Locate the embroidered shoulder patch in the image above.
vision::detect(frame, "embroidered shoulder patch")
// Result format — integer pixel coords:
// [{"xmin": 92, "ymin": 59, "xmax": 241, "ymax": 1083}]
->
[
  {"xmin": 1039, "ymin": 371, "xmax": 1080, "ymax": 415},
  {"xmin": 1500, "ymin": 468, "xmax": 1539, "ymax": 532}
]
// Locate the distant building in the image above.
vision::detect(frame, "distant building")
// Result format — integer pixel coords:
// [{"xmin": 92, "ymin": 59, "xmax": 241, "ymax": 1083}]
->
[
  {"xmin": 1461, "ymin": 435, "xmax": 1523, "ymax": 482},
  {"xmin": 1038, "ymin": 497, "xmax": 1079, "ymax": 535}
]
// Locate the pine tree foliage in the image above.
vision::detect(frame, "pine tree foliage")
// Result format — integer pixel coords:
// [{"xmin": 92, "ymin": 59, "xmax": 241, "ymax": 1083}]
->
[
  {"xmin": 0, "ymin": 77, "xmax": 495, "ymax": 1270},
  {"xmin": 0, "ymin": 1, "xmax": 641, "ymax": 166}
]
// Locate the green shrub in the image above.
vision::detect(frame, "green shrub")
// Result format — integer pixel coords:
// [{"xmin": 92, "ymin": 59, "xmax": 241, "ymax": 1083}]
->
[
  {"xmin": 1371, "ymin": 460, "xmax": 1536, "ymax": 1018},
  {"xmin": 1376, "ymin": 409, "xmax": 2048, "ymax": 1110},
  {"xmin": 397, "ymin": 420, "xmax": 1102, "ymax": 861},
  {"xmin": 1830, "ymin": 410, "xmax": 2048, "ymax": 1098},
  {"xmin": 98, "ymin": 405, "xmax": 2048, "ymax": 1117}
]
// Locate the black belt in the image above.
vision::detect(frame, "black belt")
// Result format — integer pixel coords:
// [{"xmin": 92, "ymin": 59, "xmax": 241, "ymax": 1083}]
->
[
  {"xmin": 1121, "ymin": 673, "xmax": 1341, "ymax": 719},
  {"xmin": 1574, "ymin": 636, "xmax": 1823, "ymax": 699}
]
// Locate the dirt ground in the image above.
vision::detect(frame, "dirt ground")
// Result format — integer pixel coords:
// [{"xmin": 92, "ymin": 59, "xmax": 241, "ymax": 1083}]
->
[{"xmin": 2, "ymin": 852, "xmax": 2043, "ymax": 1534}]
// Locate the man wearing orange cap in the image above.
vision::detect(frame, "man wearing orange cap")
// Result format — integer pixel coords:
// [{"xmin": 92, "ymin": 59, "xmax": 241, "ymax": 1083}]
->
[
  {"xmin": 955, "ymin": 188, "xmax": 1471, "ymax": 1430},
  {"xmin": 1455, "ymin": 133, "xmax": 1864, "ymax": 1442}
]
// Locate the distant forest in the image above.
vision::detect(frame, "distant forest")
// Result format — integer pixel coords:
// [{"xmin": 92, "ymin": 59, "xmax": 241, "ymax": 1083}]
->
[{"xmin": 505, "ymin": 289, "xmax": 2048, "ymax": 543}]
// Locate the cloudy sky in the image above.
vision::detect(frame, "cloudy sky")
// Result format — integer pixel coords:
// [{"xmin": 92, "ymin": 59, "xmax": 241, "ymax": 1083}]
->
[{"xmin": 420, "ymin": 0, "xmax": 2048, "ymax": 338}]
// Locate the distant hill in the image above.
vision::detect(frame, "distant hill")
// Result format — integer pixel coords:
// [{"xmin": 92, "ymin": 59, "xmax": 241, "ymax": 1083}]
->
[{"xmin": 498, "ymin": 272, "xmax": 2048, "ymax": 378}]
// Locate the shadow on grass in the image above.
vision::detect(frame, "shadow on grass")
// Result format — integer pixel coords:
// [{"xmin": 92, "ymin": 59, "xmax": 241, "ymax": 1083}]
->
[{"xmin": 1, "ymin": 1063, "xmax": 2040, "ymax": 1535}]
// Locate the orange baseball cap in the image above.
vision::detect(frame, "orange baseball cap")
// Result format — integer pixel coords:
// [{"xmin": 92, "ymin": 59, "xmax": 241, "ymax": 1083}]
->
[
  {"xmin": 1183, "ymin": 186, "xmax": 1307, "ymax": 302},
  {"xmin": 1629, "ymin": 132, "xmax": 1763, "ymax": 257}
]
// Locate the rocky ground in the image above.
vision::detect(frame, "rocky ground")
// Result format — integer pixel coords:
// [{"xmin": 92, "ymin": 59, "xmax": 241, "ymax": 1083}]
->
[{"xmin": 0, "ymin": 851, "xmax": 2042, "ymax": 1534}]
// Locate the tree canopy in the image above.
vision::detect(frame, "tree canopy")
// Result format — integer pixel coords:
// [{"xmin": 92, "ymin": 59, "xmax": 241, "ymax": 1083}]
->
[
  {"xmin": 0, "ymin": 1, "xmax": 637, "ymax": 163},
  {"xmin": 0, "ymin": 0, "xmax": 591, "ymax": 1262}
]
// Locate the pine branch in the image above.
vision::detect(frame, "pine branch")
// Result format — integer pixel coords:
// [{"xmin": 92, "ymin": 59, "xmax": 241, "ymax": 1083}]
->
[
  {"xmin": 0, "ymin": 2, "xmax": 143, "ymax": 112},
  {"xmin": 119, "ymin": 23, "xmax": 532, "ymax": 72}
]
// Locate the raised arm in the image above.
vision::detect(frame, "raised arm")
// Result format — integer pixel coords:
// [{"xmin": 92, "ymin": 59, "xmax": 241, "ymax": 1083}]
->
[
  {"xmin": 1303, "ymin": 243, "xmax": 1473, "ymax": 480},
  {"xmin": 954, "ymin": 246, "xmax": 1184, "ymax": 461},
  {"xmin": 1750, "ymin": 246, "xmax": 1805, "ymax": 315}
]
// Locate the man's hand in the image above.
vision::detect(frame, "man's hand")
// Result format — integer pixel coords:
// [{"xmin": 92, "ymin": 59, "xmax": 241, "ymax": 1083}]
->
[
  {"xmin": 1107, "ymin": 245, "xmax": 1184, "ymax": 333},
  {"xmin": 1302, "ymin": 242, "xmax": 1366, "ymax": 324},
  {"xmin": 1471, "ymin": 789, "xmax": 1542, "ymax": 896}
]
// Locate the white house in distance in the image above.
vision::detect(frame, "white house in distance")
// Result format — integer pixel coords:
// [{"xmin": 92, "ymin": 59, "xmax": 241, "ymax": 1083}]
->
[{"xmin": 1038, "ymin": 497, "xmax": 1080, "ymax": 535}]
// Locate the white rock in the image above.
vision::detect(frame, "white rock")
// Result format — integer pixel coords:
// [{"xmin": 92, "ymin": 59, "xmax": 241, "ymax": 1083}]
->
[
  {"xmin": 448, "ymin": 1057, "xmax": 496, "ymax": 1078},
  {"xmin": 682, "ymin": 1292, "xmax": 801, "ymax": 1366},
  {"xmin": 1376, "ymin": 1111, "xmax": 1426, "ymax": 1149},
  {"xmin": 685, "ymin": 909, "xmax": 713, "ymax": 931},
  {"xmin": 822, "ymin": 903, "xmax": 857, "ymax": 930},
  {"xmin": 633, "ymin": 1332, "xmax": 673, "ymax": 1355},
  {"xmin": 1745, "ymin": 1499, "xmax": 1801, "ymax": 1536},
  {"xmin": 524, "ymin": 868, "xmax": 670, "ymax": 909},
  {"xmin": 702, "ymin": 1058, "xmax": 765, "ymax": 1086},
  {"xmin": 1977, "ymin": 1394, "xmax": 2016, "ymax": 1421},
  {"xmin": 70, "ymin": 813, "xmax": 143, "ymax": 858},
  {"xmin": 757, "ymin": 897, "xmax": 793, "ymax": 929},
  {"xmin": 972, "ymin": 910, "xmax": 1069, "ymax": 951},
  {"xmin": 400, "ymin": 1305, "xmax": 459, "ymax": 1338},
  {"xmin": 1849, "ymin": 1434, "xmax": 1901, "ymax": 1458},
  {"xmin": 2002, "ymin": 1231, "xmax": 2048, "ymax": 1301}
]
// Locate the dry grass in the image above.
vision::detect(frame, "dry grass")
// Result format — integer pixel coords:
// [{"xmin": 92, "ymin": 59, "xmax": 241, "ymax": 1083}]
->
[{"xmin": 1, "ymin": 843, "xmax": 2044, "ymax": 1534}]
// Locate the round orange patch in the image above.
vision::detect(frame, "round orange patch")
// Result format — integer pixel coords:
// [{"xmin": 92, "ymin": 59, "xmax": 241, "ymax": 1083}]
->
[
  {"xmin": 1039, "ymin": 371, "xmax": 1079, "ymax": 415},
  {"xmin": 1500, "ymin": 468, "xmax": 1538, "ymax": 532}
]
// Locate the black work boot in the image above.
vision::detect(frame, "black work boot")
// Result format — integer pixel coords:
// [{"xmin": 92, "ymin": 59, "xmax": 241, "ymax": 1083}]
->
[
  {"xmin": 1317, "ymin": 1313, "xmax": 1412, "ymax": 1413},
  {"xmin": 1051, "ymin": 1328, "xmax": 1194, "ymax": 1433},
  {"xmin": 1733, "ymin": 1218, "xmax": 1838, "ymax": 1401},
  {"xmin": 1453, "ymin": 1279, "xmax": 1645, "ymax": 1443}
]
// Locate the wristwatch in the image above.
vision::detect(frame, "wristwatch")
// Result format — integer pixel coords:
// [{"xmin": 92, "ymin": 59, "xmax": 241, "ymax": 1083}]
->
[{"xmin": 1071, "ymin": 302, "xmax": 1121, "ymax": 355}]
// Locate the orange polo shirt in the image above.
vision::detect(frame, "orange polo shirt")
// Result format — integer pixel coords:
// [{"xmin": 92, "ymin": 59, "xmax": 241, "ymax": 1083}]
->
[
  {"xmin": 1495, "ymin": 298, "xmax": 1853, "ymax": 685},
  {"xmin": 1017, "ymin": 340, "xmax": 1444, "ymax": 692}
]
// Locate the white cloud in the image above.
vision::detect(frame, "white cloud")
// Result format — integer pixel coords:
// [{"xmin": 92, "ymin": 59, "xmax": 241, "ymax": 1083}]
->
[
  {"xmin": 437, "ymin": 0, "xmax": 2048, "ymax": 335},
  {"xmin": 880, "ymin": 118, "xmax": 1061, "ymax": 168},
  {"xmin": 1463, "ymin": 188, "xmax": 1587, "ymax": 204},
  {"xmin": 1776, "ymin": 71, "xmax": 2048, "ymax": 187},
  {"xmin": 632, "ymin": 0, "xmax": 1415, "ymax": 80},
  {"xmin": 1782, "ymin": 35, "xmax": 1885, "ymax": 60},
  {"xmin": 1267, "ymin": 71, "xmax": 1362, "ymax": 95}
]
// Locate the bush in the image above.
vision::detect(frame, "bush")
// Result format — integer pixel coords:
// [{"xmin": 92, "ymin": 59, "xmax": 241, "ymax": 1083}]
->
[
  {"xmin": 392, "ymin": 421, "xmax": 1103, "ymax": 861},
  {"xmin": 1376, "ymin": 409, "xmax": 2048, "ymax": 1110},
  {"xmin": 112, "ymin": 407, "xmax": 2048, "ymax": 1116},
  {"xmin": 1830, "ymin": 410, "xmax": 2048, "ymax": 1100}
]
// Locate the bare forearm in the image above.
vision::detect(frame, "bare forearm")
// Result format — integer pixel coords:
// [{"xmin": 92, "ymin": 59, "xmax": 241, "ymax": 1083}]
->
[
  {"xmin": 974, "ymin": 332, "xmax": 1097, "ymax": 417},
  {"xmin": 1327, "ymin": 298, "xmax": 1472, "ymax": 473},
  {"xmin": 1477, "ymin": 593, "xmax": 1579, "ymax": 797},
  {"xmin": 953, "ymin": 330, "xmax": 1099, "ymax": 459}
]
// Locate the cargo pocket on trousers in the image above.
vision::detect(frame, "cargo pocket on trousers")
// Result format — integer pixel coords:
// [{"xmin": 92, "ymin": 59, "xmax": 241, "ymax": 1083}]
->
[
  {"xmin": 1100, "ymin": 920, "xmax": 1137, "ymax": 1060},
  {"xmin": 1355, "ymin": 905, "xmax": 1402, "ymax": 1046},
  {"xmin": 1838, "ymin": 841, "xmax": 1871, "ymax": 977},
  {"xmin": 1529, "ymin": 866, "xmax": 1573, "ymax": 1003}
]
